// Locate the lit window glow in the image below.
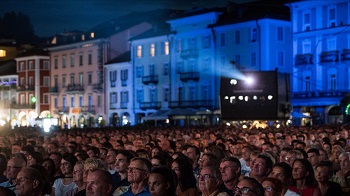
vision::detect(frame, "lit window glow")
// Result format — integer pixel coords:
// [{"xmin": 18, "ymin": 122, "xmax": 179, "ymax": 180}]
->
[{"xmin": 0, "ymin": 50, "xmax": 6, "ymax": 57}]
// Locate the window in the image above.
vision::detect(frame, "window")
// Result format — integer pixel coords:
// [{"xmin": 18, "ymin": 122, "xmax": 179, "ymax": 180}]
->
[
  {"xmin": 163, "ymin": 63, "xmax": 169, "ymax": 76},
  {"xmin": 29, "ymin": 77, "xmax": 33, "ymax": 86},
  {"xmin": 176, "ymin": 39, "xmax": 182, "ymax": 53},
  {"xmin": 137, "ymin": 46, "xmax": 142, "ymax": 58},
  {"xmin": 79, "ymin": 96, "xmax": 83, "ymax": 107},
  {"xmin": 305, "ymin": 76, "xmax": 310, "ymax": 92},
  {"xmin": 188, "ymin": 37, "xmax": 197, "ymax": 49},
  {"xmin": 327, "ymin": 37, "xmax": 336, "ymax": 51},
  {"xmin": 54, "ymin": 57, "xmax": 58, "ymax": 69},
  {"xmin": 20, "ymin": 77, "xmax": 24, "ymax": 85},
  {"xmin": 20, "ymin": 62, "xmax": 24, "ymax": 71},
  {"xmin": 44, "ymin": 94, "xmax": 49, "ymax": 104},
  {"xmin": 304, "ymin": 11, "xmax": 311, "ymax": 31},
  {"xmin": 277, "ymin": 27, "xmax": 283, "ymax": 42},
  {"xmin": 79, "ymin": 73, "xmax": 83, "ymax": 85},
  {"xmin": 164, "ymin": 88, "xmax": 169, "ymax": 102},
  {"xmin": 121, "ymin": 91, "xmax": 128, "ymax": 103},
  {"xmin": 251, "ymin": 28, "xmax": 257, "ymax": 42},
  {"xmin": 121, "ymin": 70, "xmax": 128, "ymax": 86},
  {"xmin": 202, "ymin": 35, "xmax": 211, "ymax": 49},
  {"xmin": 71, "ymin": 97, "xmax": 74, "ymax": 107},
  {"xmin": 62, "ymin": 76, "xmax": 66, "ymax": 87},
  {"xmin": 110, "ymin": 71, "xmax": 116, "ymax": 87},
  {"xmin": 70, "ymin": 75, "xmax": 75, "ymax": 85},
  {"xmin": 63, "ymin": 97, "xmax": 67, "ymax": 109},
  {"xmin": 235, "ymin": 54, "xmax": 241, "ymax": 68},
  {"xmin": 62, "ymin": 55, "xmax": 66, "ymax": 68},
  {"xmin": 88, "ymin": 53, "xmax": 92, "ymax": 65},
  {"xmin": 54, "ymin": 97, "xmax": 58, "ymax": 108},
  {"xmin": 149, "ymin": 64, "xmax": 156, "ymax": 75},
  {"xmin": 189, "ymin": 85, "xmax": 196, "ymax": 101},
  {"xmin": 110, "ymin": 92, "xmax": 117, "ymax": 103},
  {"xmin": 149, "ymin": 89, "xmax": 157, "ymax": 102},
  {"xmin": 88, "ymin": 95, "xmax": 92, "ymax": 107},
  {"xmin": 44, "ymin": 61, "xmax": 49, "ymax": 70},
  {"xmin": 163, "ymin": 41, "xmax": 169, "ymax": 55},
  {"xmin": 150, "ymin": 44, "xmax": 155, "ymax": 57},
  {"xmin": 203, "ymin": 58, "xmax": 210, "ymax": 72},
  {"xmin": 330, "ymin": 74, "xmax": 336, "ymax": 90},
  {"xmin": 70, "ymin": 54, "xmax": 75, "ymax": 67},
  {"xmin": 235, "ymin": 31, "xmax": 240, "ymax": 44},
  {"xmin": 277, "ymin": 51, "xmax": 284, "ymax": 66},
  {"xmin": 54, "ymin": 76, "xmax": 58, "ymax": 87},
  {"xmin": 251, "ymin": 52, "xmax": 257, "ymax": 67},
  {"xmin": 136, "ymin": 89, "xmax": 143, "ymax": 103},
  {"xmin": 44, "ymin": 77, "xmax": 50, "ymax": 87},
  {"xmin": 329, "ymin": 7, "xmax": 336, "ymax": 27},
  {"xmin": 97, "ymin": 95, "xmax": 101, "ymax": 107},
  {"xmin": 220, "ymin": 33, "xmax": 226, "ymax": 47},
  {"xmin": 202, "ymin": 84, "xmax": 209, "ymax": 100},
  {"xmin": 79, "ymin": 54, "xmax": 83, "ymax": 66},
  {"xmin": 302, "ymin": 40, "xmax": 311, "ymax": 54},
  {"xmin": 0, "ymin": 49, "xmax": 6, "ymax": 57},
  {"xmin": 88, "ymin": 72, "xmax": 92, "ymax": 85},
  {"xmin": 29, "ymin": 61, "xmax": 33, "ymax": 70},
  {"xmin": 136, "ymin": 66, "xmax": 143, "ymax": 78},
  {"xmin": 176, "ymin": 61, "xmax": 184, "ymax": 73}
]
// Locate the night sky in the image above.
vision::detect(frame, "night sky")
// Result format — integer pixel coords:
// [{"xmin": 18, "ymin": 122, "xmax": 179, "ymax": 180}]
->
[{"xmin": 0, "ymin": 0, "xmax": 256, "ymax": 38}]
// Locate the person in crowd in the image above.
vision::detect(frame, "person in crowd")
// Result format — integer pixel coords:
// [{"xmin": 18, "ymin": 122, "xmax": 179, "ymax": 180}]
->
[
  {"xmin": 86, "ymin": 169, "xmax": 113, "ymax": 196},
  {"xmin": 284, "ymin": 150, "xmax": 304, "ymax": 167},
  {"xmin": 331, "ymin": 151, "xmax": 350, "ymax": 193},
  {"xmin": 185, "ymin": 145, "xmax": 201, "ymax": 177},
  {"xmin": 315, "ymin": 160, "xmax": 343, "ymax": 196},
  {"xmin": 171, "ymin": 156, "xmax": 198, "ymax": 196},
  {"xmin": 52, "ymin": 153, "xmax": 78, "ymax": 196},
  {"xmin": 15, "ymin": 167, "xmax": 44, "ymax": 196},
  {"xmin": 279, "ymin": 147, "xmax": 292, "ymax": 163},
  {"xmin": 49, "ymin": 152, "xmax": 62, "ymax": 178},
  {"xmin": 198, "ymin": 166, "xmax": 228, "ymax": 196},
  {"xmin": 219, "ymin": 157, "xmax": 241, "ymax": 196},
  {"xmin": 42, "ymin": 158, "xmax": 56, "ymax": 184},
  {"xmin": 261, "ymin": 177, "xmax": 283, "ymax": 196},
  {"xmin": 66, "ymin": 161, "xmax": 85, "ymax": 196},
  {"xmin": 250, "ymin": 154, "xmax": 273, "ymax": 183},
  {"xmin": 307, "ymin": 148, "xmax": 320, "ymax": 170},
  {"xmin": 269, "ymin": 162, "xmax": 299, "ymax": 196},
  {"xmin": 318, "ymin": 149, "xmax": 329, "ymax": 162},
  {"xmin": 199, "ymin": 152, "xmax": 219, "ymax": 169},
  {"xmin": 240, "ymin": 146, "xmax": 253, "ymax": 177},
  {"xmin": 0, "ymin": 154, "xmax": 7, "ymax": 183},
  {"xmin": 30, "ymin": 164, "xmax": 52, "ymax": 196},
  {"xmin": 0, "ymin": 156, "xmax": 26, "ymax": 192},
  {"xmin": 288, "ymin": 159, "xmax": 321, "ymax": 196},
  {"xmin": 114, "ymin": 150, "xmax": 135, "ymax": 191},
  {"xmin": 148, "ymin": 166, "xmax": 177, "ymax": 196},
  {"xmin": 234, "ymin": 177, "xmax": 264, "ymax": 196},
  {"xmin": 27, "ymin": 151, "xmax": 43, "ymax": 166},
  {"xmin": 106, "ymin": 148, "xmax": 118, "ymax": 173}
]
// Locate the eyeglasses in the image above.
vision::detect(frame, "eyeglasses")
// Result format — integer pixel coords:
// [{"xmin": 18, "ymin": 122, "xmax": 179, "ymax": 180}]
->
[
  {"xmin": 127, "ymin": 167, "xmax": 148, "ymax": 173},
  {"xmin": 60, "ymin": 162, "xmax": 70, "ymax": 167},
  {"xmin": 219, "ymin": 165, "xmax": 237, "ymax": 172},
  {"xmin": 14, "ymin": 177, "xmax": 32, "ymax": 185},
  {"xmin": 234, "ymin": 186, "xmax": 257, "ymax": 195},
  {"xmin": 197, "ymin": 174, "xmax": 216, "ymax": 181},
  {"xmin": 264, "ymin": 186, "xmax": 276, "ymax": 192},
  {"xmin": 7, "ymin": 166, "xmax": 22, "ymax": 170}
]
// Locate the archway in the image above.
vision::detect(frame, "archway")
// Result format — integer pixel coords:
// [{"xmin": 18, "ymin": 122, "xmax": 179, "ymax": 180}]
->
[
  {"xmin": 122, "ymin": 112, "xmax": 130, "ymax": 126},
  {"xmin": 78, "ymin": 115, "xmax": 85, "ymax": 128},
  {"xmin": 70, "ymin": 115, "xmax": 76, "ymax": 128},
  {"xmin": 329, "ymin": 106, "xmax": 342, "ymax": 124},
  {"xmin": 111, "ymin": 113, "xmax": 119, "ymax": 127}
]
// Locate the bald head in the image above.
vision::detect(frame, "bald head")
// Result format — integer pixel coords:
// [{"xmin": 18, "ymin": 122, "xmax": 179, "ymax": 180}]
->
[
  {"xmin": 6, "ymin": 157, "xmax": 26, "ymax": 181},
  {"xmin": 16, "ymin": 167, "xmax": 43, "ymax": 196}
]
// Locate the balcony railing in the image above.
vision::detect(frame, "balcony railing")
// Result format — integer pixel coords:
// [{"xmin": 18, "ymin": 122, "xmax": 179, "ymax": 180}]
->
[
  {"xmin": 66, "ymin": 84, "xmax": 84, "ymax": 93},
  {"xmin": 295, "ymin": 54, "xmax": 313, "ymax": 65},
  {"xmin": 139, "ymin": 102, "xmax": 161, "ymax": 110},
  {"xmin": 292, "ymin": 90, "xmax": 348, "ymax": 98},
  {"xmin": 180, "ymin": 49, "xmax": 198, "ymax": 58},
  {"xmin": 341, "ymin": 49, "xmax": 350, "ymax": 61},
  {"xmin": 81, "ymin": 105, "xmax": 96, "ymax": 114},
  {"xmin": 0, "ymin": 84, "xmax": 16, "ymax": 91},
  {"xmin": 17, "ymin": 85, "xmax": 34, "ymax": 91},
  {"xmin": 53, "ymin": 107, "xmax": 70, "ymax": 114},
  {"xmin": 320, "ymin": 50, "xmax": 339, "ymax": 63},
  {"xmin": 11, "ymin": 104, "xmax": 34, "ymax": 109},
  {"xmin": 92, "ymin": 83, "xmax": 103, "ymax": 93},
  {"xmin": 142, "ymin": 75, "xmax": 159, "ymax": 84},
  {"xmin": 180, "ymin": 72, "xmax": 200, "ymax": 82},
  {"xmin": 50, "ymin": 86, "xmax": 59, "ymax": 93},
  {"xmin": 120, "ymin": 102, "xmax": 128, "ymax": 109},
  {"xmin": 110, "ymin": 103, "xmax": 118, "ymax": 109},
  {"xmin": 169, "ymin": 100, "xmax": 213, "ymax": 109}
]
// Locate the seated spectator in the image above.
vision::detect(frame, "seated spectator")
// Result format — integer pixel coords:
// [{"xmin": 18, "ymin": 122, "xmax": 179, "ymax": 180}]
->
[
  {"xmin": 199, "ymin": 152, "xmax": 219, "ymax": 169},
  {"xmin": 15, "ymin": 167, "xmax": 44, "ymax": 196},
  {"xmin": 234, "ymin": 177, "xmax": 264, "ymax": 196},
  {"xmin": 52, "ymin": 153, "xmax": 78, "ymax": 196},
  {"xmin": 86, "ymin": 169, "xmax": 113, "ymax": 196},
  {"xmin": 261, "ymin": 177, "xmax": 283, "ymax": 196},
  {"xmin": 250, "ymin": 154, "xmax": 273, "ymax": 183},
  {"xmin": 219, "ymin": 157, "xmax": 241, "ymax": 196},
  {"xmin": 268, "ymin": 162, "xmax": 298, "ymax": 196},
  {"xmin": 331, "ymin": 151, "xmax": 350, "ymax": 193},
  {"xmin": 315, "ymin": 160, "xmax": 343, "ymax": 196},
  {"xmin": 198, "ymin": 166, "xmax": 228, "ymax": 196},
  {"xmin": 171, "ymin": 156, "xmax": 198, "ymax": 196},
  {"xmin": 148, "ymin": 166, "xmax": 178, "ymax": 196},
  {"xmin": 0, "ymin": 156, "xmax": 26, "ymax": 192}
]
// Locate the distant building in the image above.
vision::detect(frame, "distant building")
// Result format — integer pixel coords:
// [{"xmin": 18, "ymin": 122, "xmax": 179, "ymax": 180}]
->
[{"xmin": 0, "ymin": 60, "xmax": 17, "ymax": 126}]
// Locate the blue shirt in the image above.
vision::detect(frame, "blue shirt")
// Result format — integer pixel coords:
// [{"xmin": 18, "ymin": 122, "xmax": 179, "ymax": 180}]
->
[
  {"xmin": 0, "ymin": 180, "xmax": 17, "ymax": 194},
  {"xmin": 120, "ymin": 185, "xmax": 151, "ymax": 196}
]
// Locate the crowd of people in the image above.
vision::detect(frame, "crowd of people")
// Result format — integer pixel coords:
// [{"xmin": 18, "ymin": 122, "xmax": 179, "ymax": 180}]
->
[{"xmin": 0, "ymin": 124, "xmax": 349, "ymax": 195}]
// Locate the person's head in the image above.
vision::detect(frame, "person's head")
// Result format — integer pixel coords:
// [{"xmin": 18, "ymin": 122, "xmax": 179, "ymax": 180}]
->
[
  {"xmin": 199, "ymin": 153, "xmax": 219, "ymax": 169},
  {"xmin": 6, "ymin": 156, "xmax": 26, "ymax": 181},
  {"xmin": 285, "ymin": 150, "xmax": 303, "ymax": 167},
  {"xmin": 268, "ymin": 162, "xmax": 292, "ymax": 185},
  {"xmin": 87, "ymin": 147, "xmax": 100, "ymax": 158},
  {"xmin": 338, "ymin": 152, "xmax": 350, "ymax": 170},
  {"xmin": 27, "ymin": 152, "xmax": 43, "ymax": 166},
  {"xmin": 49, "ymin": 152, "xmax": 62, "ymax": 171},
  {"xmin": 307, "ymin": 148, "xmax": 320, "ymax": 167},
  {"xmin": 186, "ymin": 145, "xmax": 200, "ymax": 164},
  {"xmin": 315, "ymin": 160, "xmax": 333, "ymax": 184},
  {"xmin": 171, "ymin": 156, "xmax": 197, "ymax": 191},
  {"xmin": 83, "ymin": 158, "xmax": 108, "ymax": 182},
  {"xmin": 318, "ymin": 148, "xmax": 328, "ymax": 161},
  {"xmin": 115, "ymin": 150, "xmax": 135, "ymax": 173},
  {"xmin": 241, "ymin": 146, "xmax": 253, "ymax": 162},
  {"xmin": 292, "ymin": 159, "xmax": 317, "ymax": 187},
  {"xmin": 15, "ymin": 167, "xmax": 43, "ymax": 196},
  {"xmin": 251, "ymin": 154, "xmax": 273, "ymax": 180},
  {"xmin": 229, "ymin": 142, "xmax": 243, "ymax": 157},
  {"xmin": 148, "ymin": 166, "xmax": 177, "ymax": 196},
  {"xmin": 60, "ymin": 153, "xmax": 78, "ymax": 176},
  {"xmin": 127, "ymin": 157, "xmax": 151, "ymax": 185},
  {"xmin": 261, "ymin": 177, "xmax": 283, "ymax": 196},
  {"xmin": 42, "ymin": 158, "xmax": 56, "ymax": 178},
  {"xmin": 73, "ymin": 161, "xmax": 84, "ymax": 183},
  {"xmin": 198, "ymin": 166, "xmax": 222, "ymax": 194},
  {"xmin": 219, "ymin": 157, "xmax": 241, "ymax": 184},
  {"xmin": 47, "ymin": 142, "xmax": 59, "ymax": 154},
  {"xmin": 11, "ymin": 143, "xmax": 21, "ymax": 155},
  {"xmin": 86, "ymin": 169, "xmax": 112, "ymax": 196},
  {"xmin": 235, "ymin": 177, "xmax": 264, "ymax": 196},
  {"xmin": 106, "ymin": 149, "xmax": 117, "ymax": 166}
]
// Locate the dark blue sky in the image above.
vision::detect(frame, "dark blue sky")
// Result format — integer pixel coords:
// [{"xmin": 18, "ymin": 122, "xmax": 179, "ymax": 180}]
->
[{"xmin": 0, "ymin": 0, "xmax": 253, "ymax": 37}]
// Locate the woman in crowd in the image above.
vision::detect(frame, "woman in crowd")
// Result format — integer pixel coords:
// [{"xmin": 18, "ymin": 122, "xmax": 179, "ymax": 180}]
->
[
  {"xmin": 66, "ymin": 161, "xmax": 85, "ymax": 196},
  {"xmin": 148, "ymin": 166, "xmax": 178, "ymax": 196},
  {"xmin": 171, "ymin": 156, "xmax": 199, "ymax": 196},
  {"xmin": 42, "ymin": 158, "xmax": 56, "ymax": 185},
  {"xmin": 288, "ymin": 159, "xmax": 321, "ymax": 196},
  {"xmin": 261, "ymin": 177, "xmax": 283, "ymax": 196},
  {"xmin": 315, "ymin": 160, "xmax": 343, "ymax": 196},
  {"xmin": 52, "ymin": 153, "xmax": 78, "ymax": 196},
  {"xmin": 199, "ymin": 152, "xmax": 219, "ymax": 169}
]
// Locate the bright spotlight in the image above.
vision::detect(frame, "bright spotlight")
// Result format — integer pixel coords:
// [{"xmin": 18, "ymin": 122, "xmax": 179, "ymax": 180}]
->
[
  {"xmin": 245, "ymin": 77, "xmax": 254, "ymax": 85},
  {"xmin": 268, "ymin": 95, "xmax": 273, "ymax": 100},
  {"xmin": 238, "ymin": 96, "xmax": 243, "ymax": 100},
  {"xmin": 230, "ymin": 79, "xmax": 238, "ymax": 85},
  {"xmin": 253, "ymin": 95, "xmax": 258, "ymax": 100},
  {"xmin": 244, "ymin": 96, "xmax": 249, "ymax": 102}
]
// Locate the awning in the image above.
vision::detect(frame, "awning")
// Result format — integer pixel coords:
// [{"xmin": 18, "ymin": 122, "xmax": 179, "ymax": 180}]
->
[
  {"xmin": 144, "ymin": 108, "xmax": 198, "ymax": 121},
  {"xmin": 292, "ymin": 111, "xmax": 311, "ymax": 118},
  {"xmin": 291, "ymin": 97, "xmax": 343, "ymax": 107},
  {"xmin": 143, "ymin": 109, "xmax": 170, "ymax": 121}
]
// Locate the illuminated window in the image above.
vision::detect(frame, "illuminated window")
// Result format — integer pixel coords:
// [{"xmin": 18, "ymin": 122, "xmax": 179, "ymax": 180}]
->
[
  {"xmin": 164, "ymin": 42, "xmax": 169, "ymax": 55},
  {"xmin": 0, "ymin": 49, "xmax": 6, "ymax": 57},
  {"xmin": 90, "ymin": 32, "xmax": 94, "ymax": 38},
  {"xmin": 150, "ymin": 44, "xmax": 155, "ymax": 57},
  {"xmin": 329, "ymin": 7, "xmax": 336, "ymax": 27},
  {"xmin": 303, "ymin": 11, "xmax": 311, "ymax": 31},
  {"xmin": 70, "ymin": 54, "xmax": 75, "ymax": 67},
  {"xmin": 81, "ymin": 34, "xmax": 85, "ymax": 41},
  {"xmin": 137, "ymin": 46, "xmax": 142, "ymax": 58}
]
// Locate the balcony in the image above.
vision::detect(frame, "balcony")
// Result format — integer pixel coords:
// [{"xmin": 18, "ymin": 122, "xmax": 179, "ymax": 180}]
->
[
  {"xmin": 142, "ymin": 75, "xmax": 158, "ymax": 85},
  {"xmin": 120, "ymin": 102, "xmax": 128, "ymax": 109},
  {"xmin": 53, "ymin": 107, "xmax": 70, "ymax": 114},
  {"xmin": 180, "ymin": 49, "xmax": 198, "ymax": 58},
  {"xmin": 17, "ymin": 85, "xmax": 34, "ymax": 91},
  {"xmin": 66, "ymin": 84, "xmax": 84, "ymax": 94},
  {"xmin": 50, "ymin": 86, "xmax": 59, "ymax": 94},
  {"xmin": 92, "ymin": 83, "xmax": 103, "ymax": 93},
  {"xmin": 341, "ymin": 49, "xmax": 350, "ymax": 61},
  {"xmin": 180, "ymin": 72, "xmax": 200, "ymax": 82},
  {"xmin": 0, "ymin": 84, "xmax": 16, "ymax": 91},
  {"xmin": 169, "ymin": 100, "xmax": 213, "ymax": 109},
  {"xmin": 139, "ymin": 102, "xmax": 161, "ymax": 110},
  {"xmin": 320, "ymin": 50, "xmax": 339, "ymax": 63},
  {"xmin": 81, "ymin": 105, "xmax": 96, "ymax": 114},
  {"xmin": 295, "ymin": 54, "xmax": 313, "ymax": 65},
  {"xmin": 292, "ymin": 90, "xmax": 348, "ymax": 98},
  {"xmin": 11, "ymin": 104, "xmax": 34, "ymax": 109}
]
